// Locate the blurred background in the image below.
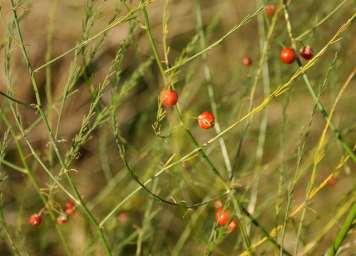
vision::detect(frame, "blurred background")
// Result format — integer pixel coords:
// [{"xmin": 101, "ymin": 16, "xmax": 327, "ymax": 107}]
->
[{"xmin": 0, "ymin": 0, "xmax": 355, "ymax": 255}]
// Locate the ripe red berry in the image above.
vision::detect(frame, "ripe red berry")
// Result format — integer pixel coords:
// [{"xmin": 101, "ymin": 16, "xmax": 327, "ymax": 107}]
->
[
  {"xmin": 57, "ymin": 214, "xmax": 68, "ymax": 224},
  {"xmin": 242, "ymin": 56, "xmax": 252, "ymax": 67},
  {"xmin": 299, "ymin": 46, "xmax": 313, "ymax": 60},
  {"xmin": 265, "ymin": 4, "xmax": 276, "ymax": 17},
  {"xmin": 198, "ymin": 111, "xmax": 215, "ymax": 129},
  {"xmin": 227, "ymin": 220, "xmax": 238, "ymax": 233},
  {"xmin": 65, "ymin": 201, "xmax": 76, "ymax": 216},
  {"xmin": 280, "ymin": 47, "xmax": 296, "ymax": 64},
  {"xmin": 160, "ymin": 89, "xmax": 178, "ymax": 107},
  {"xmin": 29, "ymin": 213, "xmax": 42, "ymax": 226},
  {"xmin": 215, "ymin": 208, "xmax": 230, "ymax": 226}
]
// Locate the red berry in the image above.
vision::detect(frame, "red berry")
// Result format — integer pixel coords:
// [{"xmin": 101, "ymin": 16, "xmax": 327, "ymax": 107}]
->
[
  {"xmin": 326, "ymin": 175, "xmax": 337, "ymax": 187},
  {"xmin": 227, "ymin": 220, "xmax": 238, "ymax": 233},
  {"xmin": 117, "ymin": 212, "xmax": 129, "ymax": 224},
  {"xmin": 215, "ymin": 208, "xmax": 230, "ymax": 226},
  {"xmin": 65, "ymin": 200, "xmax": 75, "ymax": 209},
  {"xmin": 299, "ymin": 46, "xmax": 313, "ymax": 60},
  {"xmin": 57, "ymin": 214, "xmax": 68, "ymax": 224},
  {"xmin": 242, "ymin": 56, "xmax": 252, "ymax": 67},
  {"xmin": 65, "ymin": 201, "xmax": 76, "ymax": 216},
  {"xmin": 265, "ymin": 4, "xmax": 276, "ymax": 17},
  {"xmin": 65, "ymin": 208, "xmax": 75, "ymax": 216},
  {"xmin": 160, "ymin": 89, "xmax": 178, "ymax": 107},
  {"xmin": 198, "ymin": 111, "xmax": 215, "ymax": 129},
  {"xmin": 29, "ymin": 213, "xmax": 42, "ymax": 226},
  {"xmin": 280, "ymin": 47, "xmax": 296, "ymax": 64}
]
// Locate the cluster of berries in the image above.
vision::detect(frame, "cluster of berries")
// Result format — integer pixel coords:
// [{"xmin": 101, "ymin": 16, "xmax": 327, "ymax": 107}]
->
[
  {"xmin": 280, "ymin": 46, "xmax": 313, "ymax": 64},
  {"xmin": 160, "ymin": 89, "xmax": 215, "ymax": 129},
  {"xmin": 242, "ymin": 4, "xmax": 314, "ymax": 67},
  {"xmin": 243, "ymin": 46, "xmax": 313, "ymax": 67},
  {"xmin": 29, "ymin": 201, "xmax": 76, "ymax": 226},
  {"xmin": 214, "ymin": 201, "xmax": 238, "ymax": 233},
  {"xmin": 161, "ymin": 4, "xmax": 314, "ymax": 123}
]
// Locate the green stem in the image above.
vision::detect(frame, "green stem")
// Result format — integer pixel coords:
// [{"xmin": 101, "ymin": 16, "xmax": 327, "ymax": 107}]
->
[
  {"xmin": 240, "ymin": 206, "xmax": 292, "ymax": 256},
  {"xmin": 0, "ymin": 91, "xmax": 34, "ymax": 110},
  {"xmin": 195, "ymin": 0, "xmax": 233, "ymax": 179},
  {"xmin": 176, "ymin": 107, "xmax": 227, "ymax": 184},
  {"xmin": 10, "ymin": 0, "xmax": 42, "ymax": 106},
  {"xmin": 141, "ymin": 2, "xmax": 167, "ymax": 84},
  {"xmin": 326, "ymin": 203, "xmax": 356, "ymax": 256}
]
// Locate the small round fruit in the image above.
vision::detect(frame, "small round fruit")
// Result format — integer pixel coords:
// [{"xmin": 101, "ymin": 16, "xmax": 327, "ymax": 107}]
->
[
  {"xmin": 326, "ymin": 175, "xmax": 337, "ymax": 187},
  {"xmin": 215, "ymin": 208, "xmax": 230, "ymax": 226},
  {"xmin": 300, "ymin": 46, "xmax": 313, "ymax": 60},
  {"xmin": 265, "ymin": 4, "xmax": 276, "ymax": 17},
  {"xmin": 65, "ymin": 201, "xmax": 76, "ymax": 216},
  {"xmin": 242, "ymin": 56, "xmax": 252, "ymax": 67},
  {"xmin": 198, "ymin": 111, "xmax": 215, "ymax": 129},
  {"xmin": 117, "ymin": 212, "xmax": 129, "ymax": 224},
  {"xmin": 160, "ymin": 89, "xmax": 178, "ymax": 107},
  {"xmin": 280, "ymin": 47, "xmax": 296, "ymax": 64},
  {"xmin": 227, "ymin": 220, "xmax": 238, "ymax": 233},
  {"xmin": 29, "ymin": 213, "xmax": 42, "ymax": 226},
  {"xmin": 57, "ymin": 214, "xmax": 68, "ymax": 224}
]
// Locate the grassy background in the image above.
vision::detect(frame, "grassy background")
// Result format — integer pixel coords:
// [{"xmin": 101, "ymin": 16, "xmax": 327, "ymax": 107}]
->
[{"xmin": 0, "ymin": 0, "xmax": 355, "ymax": 255}]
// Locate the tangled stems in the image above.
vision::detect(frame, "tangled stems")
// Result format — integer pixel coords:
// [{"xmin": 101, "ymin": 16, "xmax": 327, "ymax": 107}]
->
[
  {"xmin": 282, "ymin": 0, "xmax": 356, "ymax": 162},
  {"xmin": 3, "ymin": 1, "xmax": 354, "ymax": 254},
  {"xmin": 9, "ymin": 0, "xmax": 112, "ymax": 254}
]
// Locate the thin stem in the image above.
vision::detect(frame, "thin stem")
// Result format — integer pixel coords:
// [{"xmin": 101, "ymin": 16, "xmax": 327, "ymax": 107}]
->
[
  {"xmin": 326, "ymin": 203, "xmax": 356, "ymax": 256},
  {"xmin": 10, "ymin": 0, "xmax": 42, "ymax": 106},
  {"xmin": 295, "ymin": 0, "xmax": 349, "ymax": 41},
  {"xmin": 141, "ymin": 2, "xmax": 167, "ymax": 84},
  {"xmin": 165, "ymin": 6, "xmax": 264, "ymax": 74},
  {"xmin": 176, "ymin": 107, "xmax": 227, "ymax": 184},
  {"xmin": 0, "ymin": 91, "xmax": 35, "ymax": 110},
  {"xmin": 113, "ymin": 117, "xmax": 229, "ymax": 208},
  {"xmin": 33, "ymin": 4, "xmax": 142, "ymax": 73},
  {"xmin": 45, "ymin": 0, "xmax": 58, "ymax": 167},
  {"xmin": 195, "ymin": 0, "xmax": 233, "ymax": 179},
  {"xmin": 240, "ymin": 206, "xmax": 292, "ymax": 256}
]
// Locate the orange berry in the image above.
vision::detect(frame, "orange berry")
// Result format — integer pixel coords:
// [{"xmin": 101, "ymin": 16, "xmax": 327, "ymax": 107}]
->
[
  {"xmin": 65, "ymin": 200, "xmax": 76, "ymax": 216},
  {"xmin": 227, "ymin": 220, "xmax": 238, "ymax": 233},
  {"xmin": 160, "ymin": 89, "xmax": 178, "ymax": 107},
  {"xmin": 242, "ymin": 56, "xmax": 252, "ymax": 67},
  {"xmin": 118, "ymin": 212, "xmax": 129, "ymax": 224},
  {"xmin": 215, "ymin": 208, "xmax": 230, "ymax": 226},
  {"xmin": 265, "ymin": 4, "xmax": 276, "ymax": 17},
  {"xmin": 326, "ymin": 175, "xmax": 337, "ymax": 187},
  {"xmin": 280, "ymin": 47, "xmax": 296, "ymax": 64},
  {"xmin": 198, "ymin": 111, "xmax": 215, "ymax": 129},
  {"xmin": 29, "ymin": 213, "xmax": 42, "ymax": 226}
]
